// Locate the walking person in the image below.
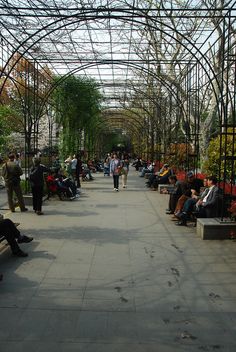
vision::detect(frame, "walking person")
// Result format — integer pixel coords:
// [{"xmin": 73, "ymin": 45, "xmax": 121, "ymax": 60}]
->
[
  {"xmin": 120, "ymin": 158, "xmax": 129, "ymax": 188},
  {"xmin": 29, "ymin": 157, "xmax": 50, "ymax": 215},
  {"xmin": 110, "ymin": 153, "xmax": 121, "ymax": 191},
  {"xmin": 2, "ymin": 152, "xmax": 28, "ymax": 212}
]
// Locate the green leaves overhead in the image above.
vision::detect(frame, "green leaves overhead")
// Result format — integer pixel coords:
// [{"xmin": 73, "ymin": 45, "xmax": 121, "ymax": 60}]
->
[{"xmin": 51, "ymin": 75, "xmax": 103, "ymax": 156}]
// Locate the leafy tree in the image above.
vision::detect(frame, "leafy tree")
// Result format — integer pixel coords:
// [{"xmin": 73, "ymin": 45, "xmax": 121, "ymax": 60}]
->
[
  {"xmin": 52, "ymin": 75, "xmax": 103, "ymax": 157},
  {"xmin": 0, "ymin": 105, "xmax": 20, "ymax": 152},
  {"xmin": 202, "ymin": 129, "xmax": 236, "ymax": 181},
  {"xmin": 0, "ymin": 53, "xmax": 53, "ymax": 153}
]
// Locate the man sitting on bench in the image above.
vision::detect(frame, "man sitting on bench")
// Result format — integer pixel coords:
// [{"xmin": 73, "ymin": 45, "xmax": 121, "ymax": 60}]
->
[
  {"xmin": 176, "ymin": 176, "xmax": 221, "ymax": 226},
  {"xmin": 0, "ymin": 215, "xmax": 33, "ymax": 257}
]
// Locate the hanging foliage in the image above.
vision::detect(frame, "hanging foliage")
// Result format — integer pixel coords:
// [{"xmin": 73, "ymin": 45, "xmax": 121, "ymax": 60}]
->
[{"xmin": 52, "ymin": 75, "xmax": 103, "ymax": 157}]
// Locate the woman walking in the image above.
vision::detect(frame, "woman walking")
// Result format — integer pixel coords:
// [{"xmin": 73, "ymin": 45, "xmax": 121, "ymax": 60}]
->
[{"xmin": 121, "ymin": 158, "xmax": 129, "ymax": 188}]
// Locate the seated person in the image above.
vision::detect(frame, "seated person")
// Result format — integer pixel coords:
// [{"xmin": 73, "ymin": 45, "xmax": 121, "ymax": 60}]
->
[
  {"xmin": 172, "ymin": 171, "xmax": 204, "ymax": 214},
  {"xmin": 139, "ymin": 161, "xmax": 154, "ymax": 177},
  {"xmin": 146, "ymin": 164, "xmax": 171, "ymax": 188},
  {"xmin": 172, "ymin": 189, "xmax": 192, "ymax": 219},
  {"xmin": 176, "ymin": 176, "xmax": 221, "ymax": 225},
  {"xmin": 194, "ymin": 176, "xmax": 221, "ymax": 217},
  {"xmin": 185, "ymin": 171, "xmax": 204, "ymax": 194},
  {"xmin": 165, "ymin": 175, "xmax": 186, "ymax": 214},
  {"xmin": 175, "ymin": 178, "xmax": 208, "ymax": 225},
  {"xmin": 133, "ymin": 157, "xmax": 143, "ymax": 171},
  {"xmin": 151, "ymin": 164, "xmax": 173, "ymax": 190},
  {"xmin": 0, "ymin": 215, "xmax": 33, "ymax": 257}
]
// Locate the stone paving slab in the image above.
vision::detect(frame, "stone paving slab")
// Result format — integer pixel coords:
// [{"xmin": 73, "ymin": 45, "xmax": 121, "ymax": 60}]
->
[{"xmin": 1, "ymin": 169, "xmax": 236, "ymax": 351}]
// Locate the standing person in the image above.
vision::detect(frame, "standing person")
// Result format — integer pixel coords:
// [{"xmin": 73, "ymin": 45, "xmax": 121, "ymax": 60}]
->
[
  {"xmin": 2, "ymin": 152, "xmax": 28, "ymax": 213},
  {"xmin": 51, "ymin": 155, "xmax": 61, "ymax": 174},
  {"xmin": 110, "ymin": 153, "xmax": 121, "ymax": 191},
  {"xmin": 75, "ymin": 153, "xmax": 82, "ymax": 189},
  {"xmin": 64, "ymin": 155, "xmax": 72, "ymax": 178},
  {"xmin": 29, "ymin": 157, "xmax": 50, "ymax": 215},
  {"xmin": 121, "ymin": 158, "xmax": 129, "ymax": 188},
  {"xmin": 71, "ymin": 154, "xmax": 77, "ymax": 181},
  {"xmin": 14, "ymin": 153, "xmax": 21, "ymax": 167}
]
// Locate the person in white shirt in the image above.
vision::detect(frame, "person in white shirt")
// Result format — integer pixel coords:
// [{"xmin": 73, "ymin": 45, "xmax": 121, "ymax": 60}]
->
[{"xmin": 195, "ymin": 176, "xmax": 221, "ymax": 218}]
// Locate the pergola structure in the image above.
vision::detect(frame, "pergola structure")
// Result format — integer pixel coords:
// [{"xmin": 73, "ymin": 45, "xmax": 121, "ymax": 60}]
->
[{"xmin": 0, "ymin": 1, "xmax": 236, "ymax": 196}]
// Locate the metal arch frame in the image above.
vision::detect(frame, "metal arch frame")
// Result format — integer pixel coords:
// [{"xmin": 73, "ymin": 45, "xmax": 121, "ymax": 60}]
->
[
  {"xmin": 0, "ymin": 6, "xmax": 232, "ymax": 121},
  {"xmin": 0, "ymin": 7, "xmax": 231, "ymax": 168},
  {"xmin": 101, "ymin": 115, "xmax": 143, "ymax": 142},
  {"xmin": 34, "ymin": 60, "xmax": 182, "ymax": 160},
  {"xmin": 37, "ymin": 59, "xmax": 186, "ymax": 118}
]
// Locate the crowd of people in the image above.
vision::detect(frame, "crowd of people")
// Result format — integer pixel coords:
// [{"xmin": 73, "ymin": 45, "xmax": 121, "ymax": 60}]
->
[
  {"xmin": 137, "ymin": 158, "xmax": 222, "ymax": 226},
  {"xmin": 138, "ymin": 159, "xmax": 223, "ymax": 226}
]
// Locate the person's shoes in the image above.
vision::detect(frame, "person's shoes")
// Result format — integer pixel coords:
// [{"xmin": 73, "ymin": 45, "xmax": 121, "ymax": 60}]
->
[
  {"xmin": 116, "ymin": 188, "xmax": 119, "ymax": 191},
  {"xmin": 166, "ymin": 210, "xmax": 174, "ymax": 214},
  {"xmin": 36, "ymin": 211, "xmax": 44, "ymax": 215},
  {"xmin": 21, "ymin": 208, "xmax": 28, "ymax": 212},
  {"xmin": 18, "ymin": 235, "xmax": 33, "ymax": 243},
  {"xmin": 174, "ymin": 211, "xmax": 182, "ymax": 218},
  {"xmin": 175, "ymin": 221, "xmax": 187, "ymax": 226},
  {"xmin": 13, "ymin": 249, "xmax": 28, "ymax": 257}
]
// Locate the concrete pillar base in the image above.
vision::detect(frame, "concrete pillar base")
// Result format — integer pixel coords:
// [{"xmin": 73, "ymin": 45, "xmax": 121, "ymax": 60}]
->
[{"xmin": 196, "ymin": 218, "xmax": 236, "ymax": 240}]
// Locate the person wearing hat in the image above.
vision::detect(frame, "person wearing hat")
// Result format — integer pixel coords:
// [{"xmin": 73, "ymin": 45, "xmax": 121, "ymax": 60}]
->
[
  {"xmin": 186, "ymin": 171, "xmax": 204, "ymax": 195},
  {"xmin": 29, "ymin": 157, "xmax": 50, "ymax": 215}
]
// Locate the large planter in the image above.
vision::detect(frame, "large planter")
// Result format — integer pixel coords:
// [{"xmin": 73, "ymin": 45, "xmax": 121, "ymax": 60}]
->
[{"xmin": 196, "ymin": 218, "xmax": 236, "ymax": 240}]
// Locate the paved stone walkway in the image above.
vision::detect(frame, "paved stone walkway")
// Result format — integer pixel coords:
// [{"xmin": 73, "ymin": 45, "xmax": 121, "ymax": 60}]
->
[{"xmin": 1, "ymin": 169, "xmax": 236, "ymax": 351}]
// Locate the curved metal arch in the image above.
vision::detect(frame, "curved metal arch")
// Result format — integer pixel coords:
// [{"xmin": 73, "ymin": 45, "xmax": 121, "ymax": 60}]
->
[
  {"xmin": 103, "ymin": 116, "xmax": 143, "ymax": 141},
  {"xmin": 102, "ymin": 109, "xmax": 146, "ymax": 131},
  {"xmin": 0, "ymin": 73, "xmax": 25, "ymax": 103},
  {"xmin": 0, "ymin": 7, "xmax": 227, "ymax": 118},
  {"xmin": 37, "ymin": 60, "xmax": 186, "ymax": 122}
]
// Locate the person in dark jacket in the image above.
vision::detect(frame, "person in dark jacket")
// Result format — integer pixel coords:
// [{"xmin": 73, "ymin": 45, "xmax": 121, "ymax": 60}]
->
[
  {"xmin": 2, "ymin": 152, "xmax": 28, "ymax": 212},
  {"xmin": 75, "ymin": 153, "xmax": 82, "ymax": 189},
  {"xmin": 29, "ymin": 157, "xmax": 50, "ymax": 215}
]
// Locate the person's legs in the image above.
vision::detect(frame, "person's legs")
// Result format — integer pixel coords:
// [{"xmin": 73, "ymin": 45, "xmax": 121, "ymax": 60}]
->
[
  {"xmin": 113, "ymin": 175, "xmax": 116, "ymax": 188},
  {"xmin": 6, "ymin": 185, "xmax": 15, "ymax": 211},
  {"xmin": 113, "ymin": 175, "xmax": 119, "ymax": 190},
  {"xmin": 13, "ymin": 184, "xmax": 27, "ymax": 211},
  {"xmin": 32, "ymin": 185, "xmax": 44, "ymax": 213},
  {"xmin": 32, "ymin": 186, "xmax": 37, "ymax": 212},
  {"xmin": 0, "ymin": 219, "xmax": 29, "ymax": 256},
  {"xmin": 76, "ymin": 174, "xmax": 81, "ymax": 188},
  {"xmin": 122, "ymin": 174, "xmax": 127, "ymax": 187},
  {"xmin": 116, "ymin": 175, "xmax": 119, "ymax": 189}
]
